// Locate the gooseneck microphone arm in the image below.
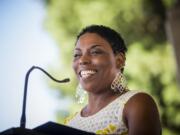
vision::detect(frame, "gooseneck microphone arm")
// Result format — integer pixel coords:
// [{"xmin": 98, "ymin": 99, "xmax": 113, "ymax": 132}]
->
[{"xmin": 20, "ymin": 66, "xmax": 70, "ymax": 128}]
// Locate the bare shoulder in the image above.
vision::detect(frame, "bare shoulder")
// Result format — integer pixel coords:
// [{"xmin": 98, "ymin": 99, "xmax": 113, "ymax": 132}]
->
[
  {"xmin": 126, "ymin": 92, "xmax": 157, "ymax": 109},
  {"xmin": 123, "ymin": 92, "xmax": 159, "ymax": 119},
  {"xmin": 123, "ymin": 92, "xmax": 162, "ymax": 135}
]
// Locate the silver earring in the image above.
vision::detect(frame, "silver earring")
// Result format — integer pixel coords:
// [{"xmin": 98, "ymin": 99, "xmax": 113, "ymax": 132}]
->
[
  {"xmin": 75, "ymin": 84, "xmax": 87, "ymax": 104},
  {"xmin": 111, "ymin": 72, "xmax": 128, "ymax": 93}
]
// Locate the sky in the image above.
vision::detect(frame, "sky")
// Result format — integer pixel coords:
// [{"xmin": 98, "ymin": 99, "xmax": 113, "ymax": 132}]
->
[{"xmin": 0, "ymin": 0, "xmax": 66, "ymax": 131}]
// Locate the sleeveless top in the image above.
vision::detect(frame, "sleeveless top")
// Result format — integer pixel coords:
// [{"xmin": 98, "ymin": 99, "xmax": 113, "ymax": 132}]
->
[{"xmin": 65, "ymin": 90, "xmax": 139, "ymax": 135}]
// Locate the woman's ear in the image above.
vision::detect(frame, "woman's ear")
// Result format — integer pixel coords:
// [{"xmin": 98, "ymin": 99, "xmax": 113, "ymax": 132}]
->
[{"xmin": 115, "ymin": 53, "xmax": 125, "ymax": 69}]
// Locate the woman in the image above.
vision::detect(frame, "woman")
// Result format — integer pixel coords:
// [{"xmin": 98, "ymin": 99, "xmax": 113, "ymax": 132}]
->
[{"xmin": 66, "ymin": 25, "xmax": 161, "ymax": 135}]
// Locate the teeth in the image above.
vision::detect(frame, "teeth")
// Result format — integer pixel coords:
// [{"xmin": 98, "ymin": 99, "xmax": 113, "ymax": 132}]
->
[{"xmin": 81, "ymin": 70, "xmax": 96, "ymax": 78}]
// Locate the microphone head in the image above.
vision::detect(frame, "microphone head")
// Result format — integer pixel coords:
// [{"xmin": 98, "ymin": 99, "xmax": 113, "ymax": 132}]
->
[{"xmin": 61, "ymin": 78, "xmax": 70, "ymax": 83}]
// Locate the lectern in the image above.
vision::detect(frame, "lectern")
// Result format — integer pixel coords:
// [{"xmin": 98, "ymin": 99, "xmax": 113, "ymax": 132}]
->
[
  {"xmin": 0, "ymin": 66, "xmax": 95, "ymax": 135},
  {"xmin": 0, "ymin": 121, "xmax": 95, "ymax": 135}
]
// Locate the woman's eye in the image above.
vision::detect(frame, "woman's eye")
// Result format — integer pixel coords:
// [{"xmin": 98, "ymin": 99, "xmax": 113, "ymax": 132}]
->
[
  {"xmin": 73, "ymin": 53, "xmax": 81, "ymax": 58},
  {"xmin": 91, "ymin": 50, "xmax": 102, "ymax": 55}
]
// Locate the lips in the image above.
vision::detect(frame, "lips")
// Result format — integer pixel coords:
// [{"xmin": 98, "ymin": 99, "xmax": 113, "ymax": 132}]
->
[{"xmin": 79, "ymin": 70, "xmax": 97, "ymax": 79}]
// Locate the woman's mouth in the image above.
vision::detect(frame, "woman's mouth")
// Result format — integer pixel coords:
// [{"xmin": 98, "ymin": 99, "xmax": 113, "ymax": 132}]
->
[{"xmin": 80, "ymin": 70, "xmax": 97, "ymax": 79}]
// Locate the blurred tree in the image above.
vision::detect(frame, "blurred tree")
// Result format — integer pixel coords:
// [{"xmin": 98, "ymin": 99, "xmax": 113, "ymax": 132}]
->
[
  {"xmin": 166, "ymin": 0, "xmax": 180, "ymax": 86},
  {"xmin": 43, "ymin": 0, "xmax": 180, "ymax": 134}
]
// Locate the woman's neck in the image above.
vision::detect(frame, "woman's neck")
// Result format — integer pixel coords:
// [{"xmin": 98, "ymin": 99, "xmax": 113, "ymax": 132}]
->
[{"xmin": 81, "ymin": 90, "xmax": 120, "ymax": 117}]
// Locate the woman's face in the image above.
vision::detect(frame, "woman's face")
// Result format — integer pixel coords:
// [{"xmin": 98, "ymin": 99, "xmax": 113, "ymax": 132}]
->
[{"xmin": 73, "ymin": 33, "xmax": 121, "ymax": 93}]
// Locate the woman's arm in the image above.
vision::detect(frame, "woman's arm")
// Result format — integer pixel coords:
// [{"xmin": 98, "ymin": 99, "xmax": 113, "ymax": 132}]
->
[{"xmin": 123, "ymin": 92, "xmax": 162, "ymax": 135}]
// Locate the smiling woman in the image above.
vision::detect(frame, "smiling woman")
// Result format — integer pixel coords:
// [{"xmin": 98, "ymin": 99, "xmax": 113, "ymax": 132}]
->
[
  {"xmin": 73, "ymin": 33, "xmax": 120, "ymax": 94},
  {"xmin": 65, "ymin": 25, "xmax": 162, "ymax": 135}
]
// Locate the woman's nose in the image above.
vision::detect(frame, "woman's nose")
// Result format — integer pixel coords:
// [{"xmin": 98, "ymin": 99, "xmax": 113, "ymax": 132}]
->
[{"xmin": 79, "ymin": 54, "xmax": 91, "ymax": 65}]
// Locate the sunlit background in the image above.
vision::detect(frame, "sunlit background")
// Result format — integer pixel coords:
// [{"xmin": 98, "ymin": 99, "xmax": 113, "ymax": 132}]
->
[
  {"xmin": 0, "ymin": 0, "xmax": 63, "ymax": 131},
  {"xmin": 1, "ymin": 0, "xmax": 180, "ymax": 135}
]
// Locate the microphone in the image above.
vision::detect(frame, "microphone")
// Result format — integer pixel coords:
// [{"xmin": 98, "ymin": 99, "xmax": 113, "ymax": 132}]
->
[{"xmin": 20, "ymin": 66, "xmax": 70, "ymax": 128}]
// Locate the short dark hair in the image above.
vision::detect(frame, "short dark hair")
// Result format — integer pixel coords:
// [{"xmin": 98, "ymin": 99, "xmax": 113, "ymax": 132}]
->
[{"xmin": 76, "ymin": 24, "xmax": 127, "ymax": 55}]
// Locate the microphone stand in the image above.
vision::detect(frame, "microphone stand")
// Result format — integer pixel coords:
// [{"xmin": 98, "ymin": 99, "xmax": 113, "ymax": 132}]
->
[{"xmin": 20, "ymin": 66, "xmax": 70, "ymax": 128}]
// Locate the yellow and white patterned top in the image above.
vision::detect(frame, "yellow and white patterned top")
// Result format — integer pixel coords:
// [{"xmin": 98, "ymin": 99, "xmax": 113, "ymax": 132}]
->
[{"xmin": 65, "ymin": 90, "xmax": 139, "ymax": 135}]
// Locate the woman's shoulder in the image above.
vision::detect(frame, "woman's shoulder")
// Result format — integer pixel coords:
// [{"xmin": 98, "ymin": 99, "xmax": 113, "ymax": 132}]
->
[
  {"xmin": 125, "ymin": 90, "xmax": 156, "ymax": 106},
  {"xmin": 121, "ymin": 90, "xmax": 154, "ymax": 103},
  {"xmin": 123, "ymin": 90, "xmax": 158, "ymax": 113},
  {"xmin": 123, "ymin": 91, "xmax": 162, "ymax": 134},
  {"xmin": 118, "ymin": 90, "xmax": 142, "ymax": 103}
]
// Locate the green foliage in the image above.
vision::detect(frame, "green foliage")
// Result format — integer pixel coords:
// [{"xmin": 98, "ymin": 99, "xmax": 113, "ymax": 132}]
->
[
  {"xmin": 44, "ymin": 0, "xmax": 180, "ymax": 134},
  {"xmin": 162, "ymin": 0, "xmax": 177, "ymax": 9}
]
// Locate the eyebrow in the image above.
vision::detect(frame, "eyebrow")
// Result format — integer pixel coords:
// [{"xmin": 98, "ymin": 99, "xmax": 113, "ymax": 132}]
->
[
  {"xmin": 75, "ymin": 44, "xmax": 102, "ymax": 51},
  {"xmin": 91, "ymin": 44, "xmax": 102, "ymax": 49}
]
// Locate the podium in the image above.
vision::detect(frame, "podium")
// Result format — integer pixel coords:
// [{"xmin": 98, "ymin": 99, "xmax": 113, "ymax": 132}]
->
[
  {"xmin": 0, "ymin": 121, "xmax": 95, "ymax": 135},
  {"xmin": 0, "ymin": 67, "xmax": 94, "ymax": 134}
]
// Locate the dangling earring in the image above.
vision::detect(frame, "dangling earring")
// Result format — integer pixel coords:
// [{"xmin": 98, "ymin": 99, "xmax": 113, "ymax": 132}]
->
[
  {"xmin": 111, "ymin": 72, "xmax": 128, "ymax": 93},
  {"xmin": 75, "ymin": 84, "xmax": 87, "ymax": 104}
]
